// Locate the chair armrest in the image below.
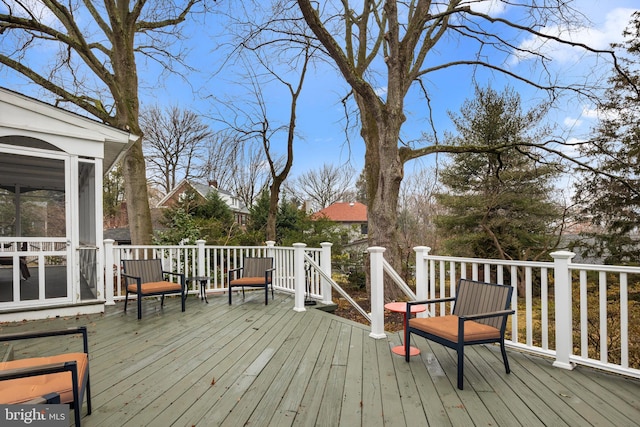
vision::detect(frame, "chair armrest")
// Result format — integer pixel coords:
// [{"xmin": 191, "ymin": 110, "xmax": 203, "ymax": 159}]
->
[
  {"xmin": 0, "ymin": 361, "xmax": 78, "ymax": 382},
  {"xmin": 121, "ymin": 272, "xmax": 142, "ymax": 285},
  {"xmin": 228, "ymin": 267, "xmax": 244, "ymax": 282},
  {"xmin": 0, "ymin": 327, "xmax": 88, "ymax": 354},
  {"xmin": 408, "ymin": 297, "xmax": 456, "ymax": 307},
  {"xmin": 459, "ymin": 309, "xmax": 515, "ymax": 322},
  {"xmin": 162, "ymin": 271, "xmax": 186, "ymax": 287},
  {"xmin": 406, "ymin": 297, "xmax": 455, "ymax": 314}
]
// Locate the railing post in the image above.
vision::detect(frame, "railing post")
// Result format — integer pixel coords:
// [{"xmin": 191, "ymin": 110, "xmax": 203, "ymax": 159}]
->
[
  {"xmin": 265, "ymin": 240, "xmax": 275, "ymax": 257},
  {"xmin": 266, "ymin": 240, "xmax": 276, "ymax": 287},
  {"xmin": 104, "ymin": 239, "xmax": 115, "ymax": 305},
  {"xmin": 551, "ymin": 250, "xmax": 576, "ymax": 370},
  {"xmin": 293, "ymin": 243, "xmax": 307, "ymax": 312},
  {"xmin": 196, "ymin": 239, "xmax": 206, "ymax": 277},
  {"xmin": 414, "ymin": 246, "xmax": 431, "ymax": 318},
  {"xmin": 320, "ymin": 242, "xmax": 333, "ymax": 304},
  {"xmin": 368, "ymin": 246, "xmax": 386, "ymax": 339}
]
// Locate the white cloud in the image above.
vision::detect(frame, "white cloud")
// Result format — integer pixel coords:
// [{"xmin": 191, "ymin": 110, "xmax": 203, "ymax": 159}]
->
[
  {"xmin": 468, "ymin": 0, "xmax": 508, "ymax": 16},
  {"xmin": 564, "ymin": 117, "xmax": 583, "ymax": 128},
  {"xmin": 509, "ymin": 8, "xmax": 636, "ymax": 65}
]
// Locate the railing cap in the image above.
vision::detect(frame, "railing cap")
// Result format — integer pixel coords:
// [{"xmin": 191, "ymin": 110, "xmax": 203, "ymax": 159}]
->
[
  {"xmin": 550, "ymin": 250, "xmax": 576, "ymax": 260},
  {"xmin": 367, "ymin": 246, "xmax": 386, "ymax": 253}
]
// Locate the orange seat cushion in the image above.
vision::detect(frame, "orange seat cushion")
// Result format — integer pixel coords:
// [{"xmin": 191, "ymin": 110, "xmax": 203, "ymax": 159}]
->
[
  {"xmin": 409, "ymin": 315, "xmax": 500, "ymax": 342},
  {"xmin": 0, "ymin": 353, "xmax": 88, "ymax": 404},
  {"xmin": 230, "ymin": 277, "xmax": 271, "ymax": 286},
  {"xmin": 127, "ymin": 281, "xmax": 182, "ymax": 294}
]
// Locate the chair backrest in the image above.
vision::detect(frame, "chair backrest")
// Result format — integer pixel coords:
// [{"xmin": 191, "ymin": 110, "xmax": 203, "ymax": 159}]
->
[
  {"xmin": 122, "ymin": 259, "xmax": 164, "ymax": 283},
  {"xmin": 242, "ymin": 257, "xmax": 273, "ymax": 277},
  {"xmin": 453, "ymin": 279, "xmax": 513, "ymax": 329}
]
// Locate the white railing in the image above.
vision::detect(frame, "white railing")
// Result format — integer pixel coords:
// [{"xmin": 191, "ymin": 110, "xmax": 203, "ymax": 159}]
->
[
  {"xmin": 0, "ymin": 237, "xmax": 69, "ymax": 304},
  {"xmin": 103, "ymin": 240, "xmax": 333, "ymax": 308},
  {"xmin": 369, "ymin": 246, "xmax": 640, "ymax": 380}
]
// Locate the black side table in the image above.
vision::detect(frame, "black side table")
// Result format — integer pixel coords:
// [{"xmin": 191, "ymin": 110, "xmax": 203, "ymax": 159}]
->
[{"xmin": 187, "ymin": 276, "xmax": 211, "ymax": 303}]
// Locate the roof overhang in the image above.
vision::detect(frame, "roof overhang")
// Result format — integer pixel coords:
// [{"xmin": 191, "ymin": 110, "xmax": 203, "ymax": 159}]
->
[{"xmin": 0, "ymin": 87, "xmax": 138, "ymax": 174}]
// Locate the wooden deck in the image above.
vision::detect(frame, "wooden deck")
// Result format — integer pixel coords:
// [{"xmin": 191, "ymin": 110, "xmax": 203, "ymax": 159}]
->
[{"xmin": 2, "ymin": 291, "xmax": 640, "ymax": 426}]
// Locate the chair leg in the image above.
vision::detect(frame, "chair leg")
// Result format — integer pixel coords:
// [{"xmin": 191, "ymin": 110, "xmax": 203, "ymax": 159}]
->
[
  {"xmin": 457, "ymin": 345, "xmax": 464, "ymax": 390},
  {"xmin": 137, "ymin": 294, "xmax": 142, "ymax": 320},
  {"xmin": 265, "ymin": 285, "xmax": 268, "ymax": 305},
  {"xmin": 124, "ymin": 291, "xmax": 129, "ymax": 312},
  {"xmin": 161, "ymin": 294, "xmax": 165, "ymax": 308},
  {"xmin": 86, "ymin": 371, "xmax": 92, "ymax": 415},
  {"xmin": 242, "ymin": 287, "xmax": 245, "ymax": 300},
  {"xmin": 228, "ymin": 285, "xmax": 232, "ymax": 305},
  {"xmin": 500, "ymin": 340, "xmax": 511, "ymax": 374},
  {"xmin": 405, "ymin": 330, "xmax": 411, "ymax": 362}
]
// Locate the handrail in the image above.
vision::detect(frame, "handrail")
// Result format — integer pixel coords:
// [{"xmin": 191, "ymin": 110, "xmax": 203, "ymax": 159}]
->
[
  {"xmin": 381, "ymin": 257, "xmax": 415, "ymax": 300},
  {"xmin": 303, "ymin": 253, "xmax": 370, "ymax": 322}
]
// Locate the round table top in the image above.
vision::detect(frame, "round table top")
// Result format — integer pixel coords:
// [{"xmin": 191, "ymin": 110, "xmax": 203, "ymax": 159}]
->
[
  {"xmin": 384, "ymin": 301, "xmax": 426, "ymax": 313},
  {"xmin": 187, "ymin": 276, "xmax": 211, "ymax": 281}
]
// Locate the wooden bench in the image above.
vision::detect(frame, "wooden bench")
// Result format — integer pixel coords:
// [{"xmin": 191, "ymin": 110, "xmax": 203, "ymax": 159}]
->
[{"xmin": 121, "ymin": 259, "xmax": 187, "ymax": 320}]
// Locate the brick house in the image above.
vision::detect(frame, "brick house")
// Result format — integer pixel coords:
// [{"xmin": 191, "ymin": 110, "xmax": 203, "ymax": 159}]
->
[{"xmin": 156, "ymin": 179, "xmax": 250, "ymax": 227}]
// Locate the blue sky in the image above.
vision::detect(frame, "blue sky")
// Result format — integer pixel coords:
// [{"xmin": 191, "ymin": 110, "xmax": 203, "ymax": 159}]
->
[{"xmin": 2, "ymin": 1, "xmax": 638, "ymax": 186}]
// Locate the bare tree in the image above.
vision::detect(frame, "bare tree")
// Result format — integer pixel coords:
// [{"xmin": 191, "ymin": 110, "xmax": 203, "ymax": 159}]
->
[
  {"xmin": 215, "ymin": 2, "xmax": 318, "ymax": 242},
  {"xmin": 295, "ymin": 0, "xmax": 631, "ymax": 299},
  {"xmin": 291, "ymin": 163, "xmax": 355, "ymax": 211},
  {"xmin": 202, "ymin": 130, "xmax": 241, "ymax": 192},
  {"xmin": 0, "ymin": 1, "xmax": 206, "ymax": 244},
  {"xmin": 231, "ymin": 141, "xmax": 273, "ymax": 209},
  {"xmin": 142, "ymin": 105, "xmax": 212, "ymax": 194}
]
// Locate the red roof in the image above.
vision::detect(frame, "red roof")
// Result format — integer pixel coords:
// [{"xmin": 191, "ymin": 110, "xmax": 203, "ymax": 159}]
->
[{"xmin": 313, "ymin": 202, "xmax": 367, "ymax": 222}]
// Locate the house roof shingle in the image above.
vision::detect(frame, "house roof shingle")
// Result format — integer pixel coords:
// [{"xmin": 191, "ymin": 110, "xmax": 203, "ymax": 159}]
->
[{"xmin": 313, "ymin": 202, "xmax": 367, "ymax": 222}]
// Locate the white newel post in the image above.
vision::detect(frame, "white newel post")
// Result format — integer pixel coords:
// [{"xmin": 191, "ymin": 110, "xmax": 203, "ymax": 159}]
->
[
  {"xmin": 551, "ymin": 250, "xmax": 576, "ymax": 370},
  {"xmin": 414, "ymin": 246, "xmax": 431, "ymax": 318},
  {"xmin": 104, "ymin": 239, "xmax": 115, "ymax": 305},
  {"xmin": 196, "ymin": 240, "xmax": 206, "ymax": 277},
  {"xmin": 293, "ymin": 243, "xmax": 307, "ymax": 312},
  {"xmin": 265, "ymin": 240, "xmax": 275, "ymax": 257},
  {"xmin": 368, "ymin": 246, "xmax": 386, "ymax": 339},
  {"xmin": 266, "ymin": 240, "xmax": 275, "ymax": 284},
  {"xmin": 320, "ymin": 242, "xmax": 333, "ymax": 304}
]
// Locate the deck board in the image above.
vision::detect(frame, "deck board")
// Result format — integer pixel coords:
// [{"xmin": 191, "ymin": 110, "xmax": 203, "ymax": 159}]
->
[{"xmin": 1, "ymin": 291, "xmax": 640, "ymax": 426}]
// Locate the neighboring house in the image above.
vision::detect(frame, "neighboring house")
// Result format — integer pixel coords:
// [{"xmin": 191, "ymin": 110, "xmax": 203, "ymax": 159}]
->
[
  {"xmin": 312, "ymin": 201, "xmax": 368, "ymax": 243},
  {"xmin": 156, "ymin": 179, "xmax": 250, "ymax": 227}
]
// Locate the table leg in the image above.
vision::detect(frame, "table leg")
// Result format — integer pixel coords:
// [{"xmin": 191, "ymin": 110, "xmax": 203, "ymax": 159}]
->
[
  {"xmin": 391, "ymin": 312, "xmax": 421, "ymax": 356},
  {"xmin": 200, "ymin": 280, "xmax": 209, "ymax": 303}
]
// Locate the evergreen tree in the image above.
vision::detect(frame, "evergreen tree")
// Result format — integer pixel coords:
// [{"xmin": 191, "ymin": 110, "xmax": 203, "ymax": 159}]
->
[
  {"xmin": 572, "ymin": 13, "xmax": 640, "ymax": 264},
  {"xmin": 436, "ymin": 86, "xmax": 564, "ymax": 261},
  {"xmin": 156, "ymin": 188, "xmax": 238, "ymax": 245}
]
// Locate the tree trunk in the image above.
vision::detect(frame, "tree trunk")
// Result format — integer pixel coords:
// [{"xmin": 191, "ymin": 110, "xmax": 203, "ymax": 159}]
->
[
  {"xmin": 356, "ymin": 95, "xmax": 406, "ymax": 302},
  {"xmin": 266, "ymin": 182, "xmax": 281, "ymax": 242},
  {"xmin": 112, "ymin": 43, "xmax": 153, "ymax": 245},
  {"xmin": 121, "ymin": 141, "xmax": 154, "ymax": 245}
]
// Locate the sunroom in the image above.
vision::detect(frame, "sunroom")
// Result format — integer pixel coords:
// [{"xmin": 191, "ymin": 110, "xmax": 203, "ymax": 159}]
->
[{"xmin": 0, "ymin": 87, "xmax": 135, "ymax": 321}]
